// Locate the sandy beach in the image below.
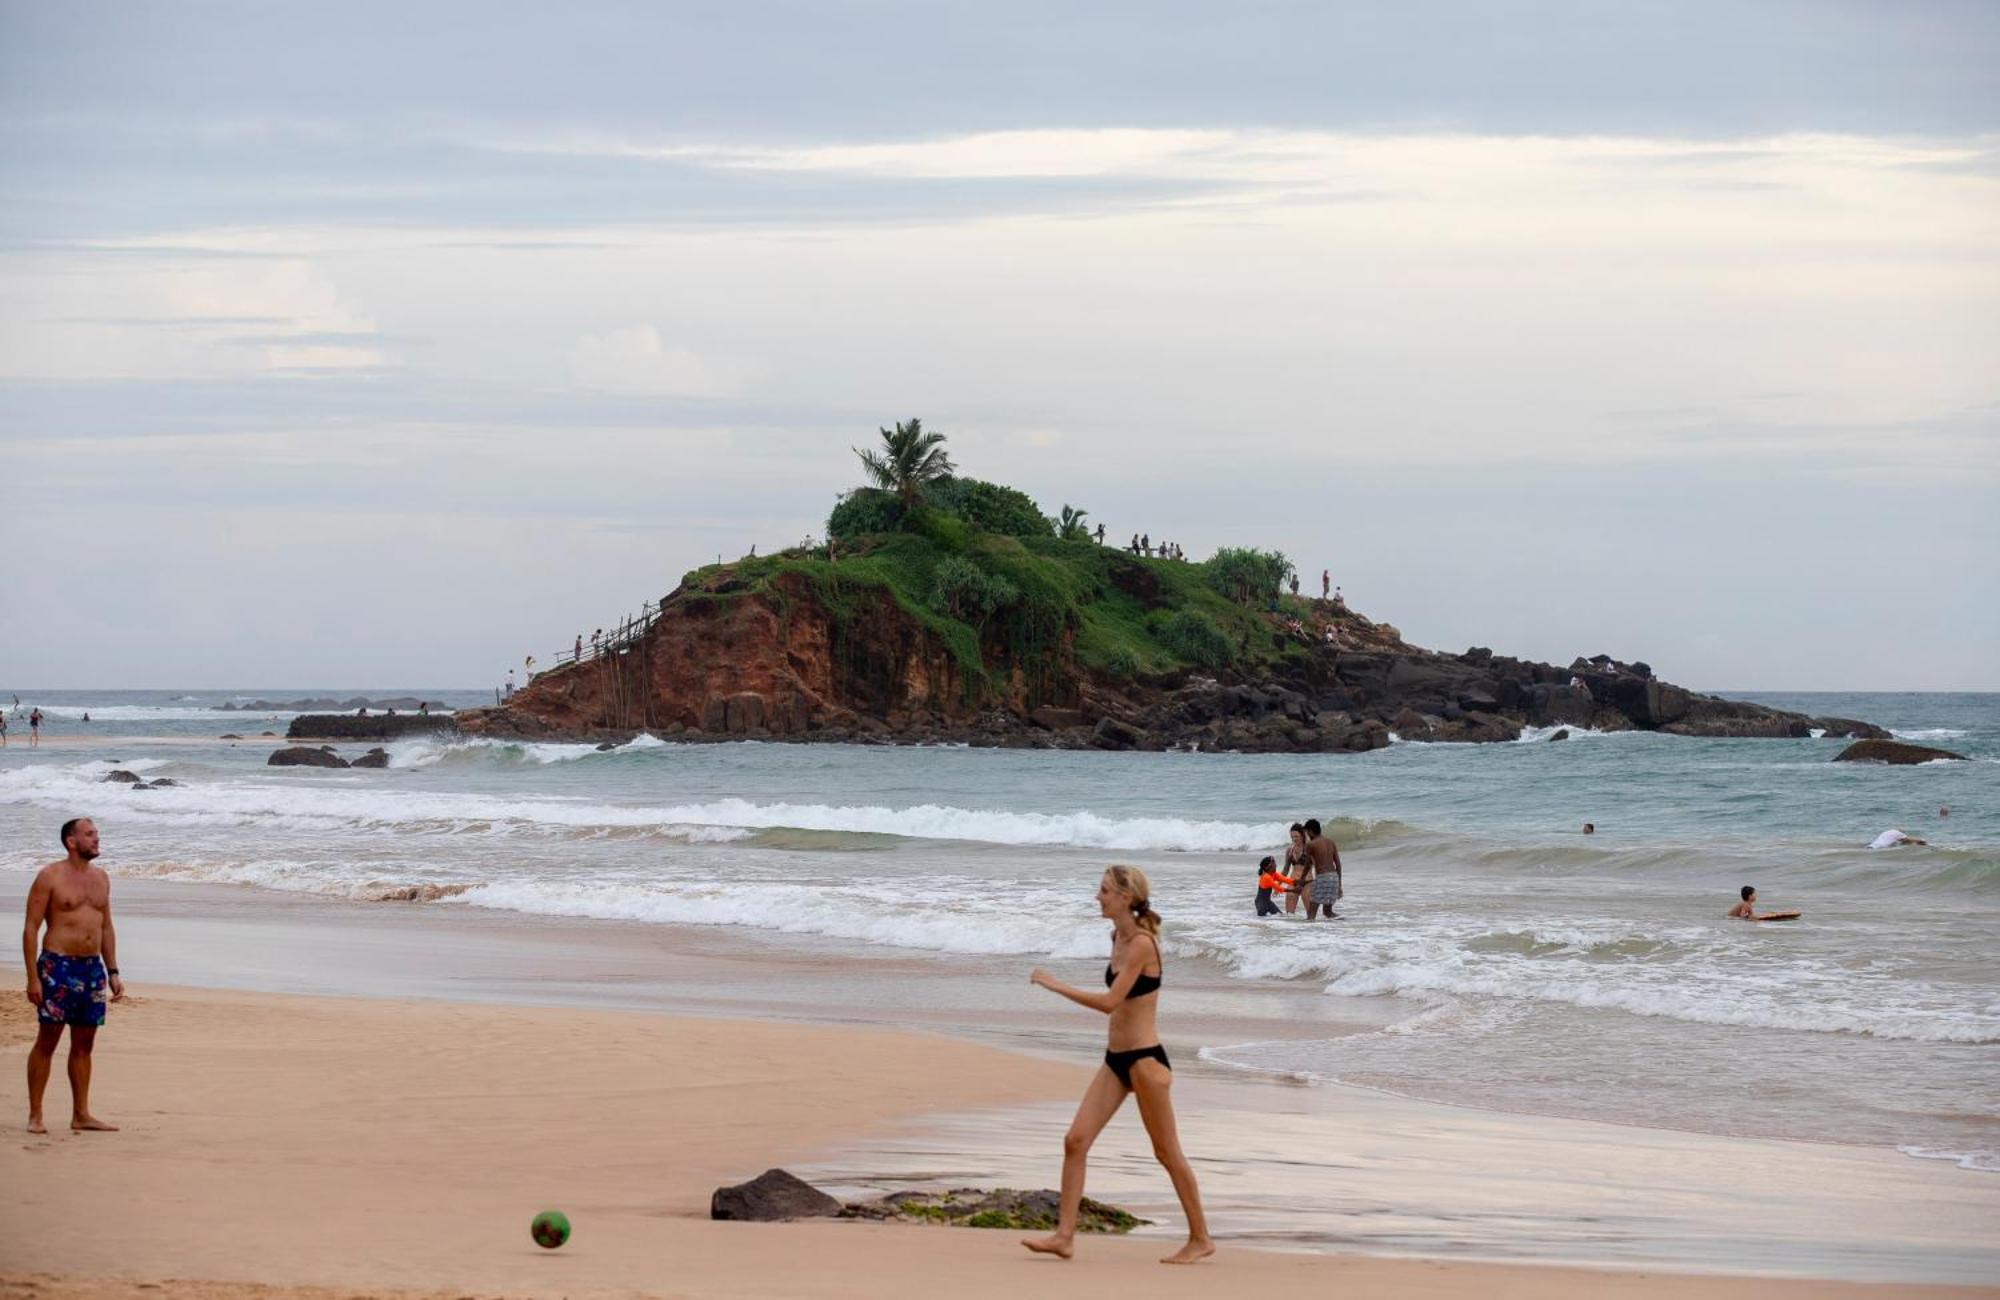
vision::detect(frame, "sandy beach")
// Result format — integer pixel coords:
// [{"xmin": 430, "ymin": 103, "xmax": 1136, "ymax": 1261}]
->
[{"xmin": 1, "ymin": 973, "xmax": 1994, "ymax": 1300}]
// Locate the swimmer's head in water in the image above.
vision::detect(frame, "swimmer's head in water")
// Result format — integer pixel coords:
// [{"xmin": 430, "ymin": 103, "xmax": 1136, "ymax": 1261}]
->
[
  {"xmin": 1741, "ymin": 885, "xmax": 1756, "ymax": 901},
  {"xmin": 1583, "ymin": 823, "xmax": 1595, "ymax": 835}
]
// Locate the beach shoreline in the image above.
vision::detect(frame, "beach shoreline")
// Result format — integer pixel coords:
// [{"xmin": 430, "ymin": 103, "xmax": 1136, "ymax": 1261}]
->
[
  {"xmin": 3, "ymin": 983, "xmax": 1997, "ymax": 1300},
  {"xmin": 1, "ymin": 872, "xmax": 1996, "ymax": 1295}
]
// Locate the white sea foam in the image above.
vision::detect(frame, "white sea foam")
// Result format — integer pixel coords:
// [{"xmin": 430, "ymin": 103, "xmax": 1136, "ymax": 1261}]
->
[
  {"xmin": 388, "ymin": 733, "xmax": 668, "ymax": 769},
  {"xmin": 1322, "ymin": 957, "xmax": 1999, "ymax": 1044},
  {"xmin": 1890, "ymin": 728, "xmax": 1969, "ymax": 741},
  {"xmin": 0, "ymin": 760, "xmax": 753, "ymax": 840},
  {"xmin": 26, "ymin": 705, "xmax": 299, "ymax": 722},
  {"xmin": 1511, "ymin": 723, "xmax": 1622, "ymax": 744},
  {"xmin": 1897, "ymin": 1145, "xmax": 2000, "ymax": 1174},
  {"xmin": 451, "ymin": 878, "xmax": 1112, "ymax": 958},
  {"xmin": 0, "ymin": 759, "xmax": 1276, "ymax": 851}
]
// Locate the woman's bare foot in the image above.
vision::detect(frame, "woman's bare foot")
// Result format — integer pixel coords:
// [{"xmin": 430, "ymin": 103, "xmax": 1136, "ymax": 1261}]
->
[
  {"xmin": 26, "ymin": 1115, "xmax": 46, "ymax": 1134},
  {"xmin": 1022, "ymin": 1234, "xmax": 1074, "ymax": 1259},
  {"xmin": 70, "ymin": 1115, "xmax": 118, "ymax": 1132},
  {"xmin": 1161, "ymin": 1239, "xmax": 1215, "ymax": 1264}
]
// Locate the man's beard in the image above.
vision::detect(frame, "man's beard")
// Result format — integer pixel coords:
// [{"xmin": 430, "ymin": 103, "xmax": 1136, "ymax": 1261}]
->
[{"xmin": 77, "ymin": 846, "xmax": 99, "ymax": 861}]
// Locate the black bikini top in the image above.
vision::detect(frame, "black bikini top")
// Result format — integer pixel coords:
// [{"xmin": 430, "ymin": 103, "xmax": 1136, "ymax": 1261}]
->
[{"xmin": 1104, "ymin": 959, "xmax": 1163, "ymax": 1000}]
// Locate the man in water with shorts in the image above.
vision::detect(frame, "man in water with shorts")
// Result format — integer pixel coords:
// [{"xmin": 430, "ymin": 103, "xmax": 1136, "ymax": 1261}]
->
[
  {"xmin": 1303, "ymin": 818, "xmax": 1343, "ymax": 919},
  {"xmin": 23, "ymin": 817, "xmax": 124, "ymax": 1133}
]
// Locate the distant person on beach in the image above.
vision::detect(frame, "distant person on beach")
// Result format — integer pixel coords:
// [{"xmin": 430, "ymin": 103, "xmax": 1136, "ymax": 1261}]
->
[
  {"xmin": 575, "ymin": 634, "xmax": 583, "ymax": 659},
  {"xmin": 1869, "ymin": 828, "xmax": 1925, "ymax": 849},
  {"xmin": 0, "ymin": 711, "xmax": 8, "ymax": 746},
  {"xmin": 1282, "ymin": 823, "xmax": 1312, "ymax": 915},
  {"xmin": 1322, "ymin": 569, "xmax": 1330, "ymax": 598},
  {"xmin": 28, "ymin": 708, "xmax": 41, "ymax": 747},
  {"xmin": 1254, "ymin": 856, "xmax": 1286, "ymax": 916},
  {"xmin": 23, "ymin": 818, "xmax": 124, "ymax": 1134},
  {"xmin": 1095, "ymin": 522, "xmax": 1106, "ymax": 544},
  {"xmin": 1304, "ymin": 818, "xmax": 1342, "ymax": 919},
  {"xmin": 1940, "ymin": 806, "xmax": 1950, "ymax": 818},
  {"xmin": 1025, "ymin": 865, "xmax": 1212, "ymax": 1265}
]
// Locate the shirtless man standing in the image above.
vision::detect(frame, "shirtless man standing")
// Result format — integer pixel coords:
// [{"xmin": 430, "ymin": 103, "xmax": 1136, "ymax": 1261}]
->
[
  {"xmin": 1303, "ymin": 818, "xmax": 1344, "ymax": 919},
  {"xmin": 23, "ymin": 818, "xmax": 123, "ymax": 1133}
]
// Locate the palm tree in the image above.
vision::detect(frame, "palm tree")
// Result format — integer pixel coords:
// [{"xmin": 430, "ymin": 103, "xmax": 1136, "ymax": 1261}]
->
[
  {"xmin": 855, "ymin": 418, "xmax": 954, "ymax": 506},
  {"xmin": 1055, "ymin": 504, "xmax": 1090, "ymax": 541}
]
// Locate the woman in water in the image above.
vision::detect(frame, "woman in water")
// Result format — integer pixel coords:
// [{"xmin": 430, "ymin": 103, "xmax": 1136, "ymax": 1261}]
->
[
  {"xmin": 1282, "ymin": 822, "xmax": 1312, "ymax": 915},
  {"xmin": 1025, "ymin": 865, "xmax": 1213, "ymax": 1265}
]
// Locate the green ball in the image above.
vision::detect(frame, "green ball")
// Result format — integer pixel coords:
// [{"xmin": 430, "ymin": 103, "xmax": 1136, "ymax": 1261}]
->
[{"xmin": 531, "ymin": 1210, "xmax": 570, "ymax": 1249}]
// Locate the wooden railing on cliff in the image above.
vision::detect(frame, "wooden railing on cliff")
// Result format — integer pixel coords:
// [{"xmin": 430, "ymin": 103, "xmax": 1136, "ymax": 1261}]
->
[{"xmin": 539, "ymin": 599, "xmax": 666, "ymax": 732}]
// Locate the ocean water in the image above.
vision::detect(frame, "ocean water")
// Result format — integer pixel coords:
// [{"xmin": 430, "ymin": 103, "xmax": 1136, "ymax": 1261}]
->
[{"xmin": 2, "ymin": 688, "xmax": 1995, "ymax": 1177}]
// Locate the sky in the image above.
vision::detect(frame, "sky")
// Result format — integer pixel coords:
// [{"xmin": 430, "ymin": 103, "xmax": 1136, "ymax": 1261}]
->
[{"xmin": 2, "ymin": 1, "xmax": 1996, "ymax": 691}]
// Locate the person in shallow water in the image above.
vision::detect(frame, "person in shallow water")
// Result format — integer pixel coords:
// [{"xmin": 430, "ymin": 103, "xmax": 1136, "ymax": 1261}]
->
[
  {"xmin": 1254, "ymin": 855, "xmax": 1287, "ymax": 916},
  {"xmin": 1025, "ymin": 865, "xmax": 1213, "ymax": 1266},
  {"xmin": 1303, "ymin": 818, "xmax": 1342, "ymax": 920},
  {"xmin": 1281, "ymin": 822, "xmax": 1311, "ymax": 915}
]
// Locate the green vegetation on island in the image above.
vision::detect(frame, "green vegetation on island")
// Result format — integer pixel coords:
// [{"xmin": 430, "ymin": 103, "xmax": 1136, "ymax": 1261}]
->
[{"xmin": 676, "ymin": 419, "xmax": 1320, "ymax": 706}]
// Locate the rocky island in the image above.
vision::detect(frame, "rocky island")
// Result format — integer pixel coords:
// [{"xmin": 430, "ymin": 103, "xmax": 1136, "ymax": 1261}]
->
[{"xmin": 459, "ymin": 421, "xmax": 1883, "ymax": 754}]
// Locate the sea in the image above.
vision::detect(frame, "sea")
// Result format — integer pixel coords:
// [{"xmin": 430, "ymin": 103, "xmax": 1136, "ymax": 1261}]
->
[{"xmin": 2, "ymin": 688, "xmax": 1995, "ymax": 1184}]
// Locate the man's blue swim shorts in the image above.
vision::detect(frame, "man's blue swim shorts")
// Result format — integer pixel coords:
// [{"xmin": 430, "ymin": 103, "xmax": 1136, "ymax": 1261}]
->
[{"xmin": 36, "ymin": 951, "xmax": 108, "ymax": 1027}]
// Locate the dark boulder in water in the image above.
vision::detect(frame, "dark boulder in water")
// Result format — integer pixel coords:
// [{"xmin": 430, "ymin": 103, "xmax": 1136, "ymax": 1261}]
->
[
  {"xmin": 101, "ymin": 770, "xmax": 143, "ymax": 784},
  {"xmin": 268, "ymin": 746, "xmax": 350, "ymax": 769},
  {"xmin": 1548, "ymin": 729, "xmax": 1570, "ymax": 742},
  {"xmin": 1833, "ymin": 739, "xmax": 1965, "ymax": 765},
  {"xmin": 710, "ymin": 1168, "xmax": 843, "ymax": 1221},
  {"xmin": 350, "ymin": 748, "xmax": 391, "ymax": 769}
]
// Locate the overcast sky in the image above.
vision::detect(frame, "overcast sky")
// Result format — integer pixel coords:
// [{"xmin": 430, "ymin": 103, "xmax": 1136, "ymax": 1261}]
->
[{"xmin": 3, "ymin": 2, "xmax": 1996, "ymax": 691}]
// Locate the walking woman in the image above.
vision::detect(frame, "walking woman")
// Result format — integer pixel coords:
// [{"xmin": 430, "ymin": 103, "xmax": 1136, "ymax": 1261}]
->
[{"xmin": 1025, "ymin": 865, "xmax": 1213, "ymax": 1265}]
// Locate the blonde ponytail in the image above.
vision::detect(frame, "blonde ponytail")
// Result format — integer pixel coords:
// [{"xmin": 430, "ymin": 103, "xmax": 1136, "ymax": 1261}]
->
[{"xmin": 1106, "ymin": 864, "xmax": 1161, "ymax": 938}]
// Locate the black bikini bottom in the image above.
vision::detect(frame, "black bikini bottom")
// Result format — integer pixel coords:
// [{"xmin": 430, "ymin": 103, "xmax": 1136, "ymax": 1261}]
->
[{"xmin": 1104, "ymin": 1044, "xmax": 1171, "ymax": 1089}]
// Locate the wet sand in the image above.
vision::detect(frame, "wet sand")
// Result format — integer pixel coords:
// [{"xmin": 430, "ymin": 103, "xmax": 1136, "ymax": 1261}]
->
[
  {"xmin": 4, "ymin": 985, "xmax": 1996, "ymax": 1300},
  {"xmin": 1, "ymin": 872, "xmax": 1996, "ymax": 1297}
]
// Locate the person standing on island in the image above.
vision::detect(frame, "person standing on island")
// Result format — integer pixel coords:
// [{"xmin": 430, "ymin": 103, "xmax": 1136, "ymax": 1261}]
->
[
  {"xmin": 1025, "ymin": 865, "xmax": 1212, "ymax": 1265},
  {"xmin": 1304, "ymin": 818, "xmax": 1343, "ymax": 919},
  {"xmin": 24, "ymin": 818, "xmax": 123, "ymax": 1133},
  {"xmin": 1321, "ymin": 569, "xmax": 1330, "ymax": 599}
]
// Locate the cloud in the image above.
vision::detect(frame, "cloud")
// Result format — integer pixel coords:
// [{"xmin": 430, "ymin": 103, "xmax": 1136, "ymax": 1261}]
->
[{"xmin": 565, "ymin": 325, "xmax": 760, "ymax": 397}]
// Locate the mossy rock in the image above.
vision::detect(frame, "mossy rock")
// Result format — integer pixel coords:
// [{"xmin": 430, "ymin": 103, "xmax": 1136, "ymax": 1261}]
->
[{"xmin": 842, "ymin": 1187, "xmax": 1147, "ymax": 1233}]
